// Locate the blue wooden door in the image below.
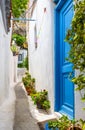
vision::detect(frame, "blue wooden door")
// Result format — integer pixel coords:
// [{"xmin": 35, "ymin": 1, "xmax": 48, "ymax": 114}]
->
[{"xmin": 54, "ymin": 0, "xmax": 74, "ymax": 118}]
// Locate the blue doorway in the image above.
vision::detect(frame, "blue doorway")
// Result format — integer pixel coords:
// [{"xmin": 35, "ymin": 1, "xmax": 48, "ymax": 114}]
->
[{"xmin": 54, "ymin": 0, "xmax": 74, "ymax": 118}]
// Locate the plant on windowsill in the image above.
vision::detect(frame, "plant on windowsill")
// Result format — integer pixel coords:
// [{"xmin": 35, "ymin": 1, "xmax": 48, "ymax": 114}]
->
[
  {"xmin": 22, "ymin": 72, "xmax": 36, "ymax": 95},
  {"xmin": 31, "ymin": 89, "xmax": 50, "ymax": 110},
  {"xmin": 48, "ymin": 115, "xmax": 85, "ymax": 130}
]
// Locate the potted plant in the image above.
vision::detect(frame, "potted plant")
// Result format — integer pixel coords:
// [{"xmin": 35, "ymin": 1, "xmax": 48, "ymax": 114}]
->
[
  {"xmin": 22, "ymin": 72, "xmax": 36, "ymax": 95},
  {"xmin": 31, "ymin": 89, "xmax": 50, "ymax": 110},
  {"xmin": 25, "ymin": 86, "xmax": 36, "ymax": 95},
  {"xmin": 10, "ymin": 44, "xmax": 19, "ymax": 56},
  {"xmin": 48, "ymin": 115, "xmax": 85, "ymax": 130}
]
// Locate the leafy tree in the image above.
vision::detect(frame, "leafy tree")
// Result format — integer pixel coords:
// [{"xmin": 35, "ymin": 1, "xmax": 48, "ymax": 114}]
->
[{"xmin": 12, "ymin": 0, "xmax": 28, "ymax": 18}]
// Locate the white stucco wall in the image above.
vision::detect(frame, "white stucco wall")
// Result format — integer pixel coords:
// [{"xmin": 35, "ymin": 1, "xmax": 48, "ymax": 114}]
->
[
  {"xmin": 0, "ymin": 7, "xmax": 17, "ymax": 130},
  {"xmin": 0, "ymin": 8, "xmax": 7, "ymax": 104},
  {"xmin": 75, "ymin": 71, "xmax": 85, "ymax": 120},
  {"xmin": 28, "ymin": 0, "xmax": 54, "ymax": 112},
  {"xmin": 0, "ymin": 8, "xmax": 15, "ymax": 104}
]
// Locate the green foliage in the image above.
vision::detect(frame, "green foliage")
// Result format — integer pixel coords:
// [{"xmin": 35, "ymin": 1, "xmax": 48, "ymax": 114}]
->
[
  {"xmin": 12, "ymin": 34, "xmax": 26, "ymax": 48},
  {"xmin": 23, "ymin": 56, "xmax": 28, "ymax": 70},
  {"xmin": 12, "ymin": 0, "xmax": 28, "ymax": 18},
  {"xmin": 42, "ymin": 100, "xmax": 50, "ymax": 110},
  {"xmin": 22, "ymin": 74, "xmax": 50, "ymax": 110},
  {"xmin": 10, "ymin": 44, "xmax": 18, "ymax": 52},
  {"xmin": 18, "ymin": 56, "xmax": 28, "ymax": 69},
  {"xmin": 10, "ymin": 44, "xmax": 19, "ymax": 56},
  {"xmin": 48, "ymin": 115, "xmax": 71, "ymax": 130},
  {"xmin": 48, "ymin": 115, "xmax": 85, "ymax": 130},
  {"xmin": 18, "ymin": 63, "xmax": 23, "ymax": 68},
  {"xmin": 22, "ymin": 72, "xmax": 35, "ymax": 87},
  {"xmin": 31, "ymin": 90, "xmax": 50, "ymax": 110},
  {"xmin": 65, "ymin": 0, "xmax": 85, "ymax": 104},
  {"xmin": 22, "ymin": 72, "xmax": 36, "ymax": 95}
]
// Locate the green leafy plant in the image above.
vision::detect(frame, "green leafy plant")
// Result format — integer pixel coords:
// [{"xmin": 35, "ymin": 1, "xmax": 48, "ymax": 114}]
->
[
  {"xmin": 22, "ymin": 72, "xmax": 36, "ymax": 95},
  {"xmin": 42, "ymin": 100, "xmax": 50, "ymax": 110},
  {"xmin": 48, "ymin": 115, "xmax": 85, "ymax": 130},
  {"xmin": 18, "ymin": 56, "xmax": 29, "ymax": 69},
  {"xmin": 18, "ymin": 63, "xmax": 23, "ymax": 68},
  {"xmin": 23, "ymin": 56, "xmax": 29, "ymax": 70},
  {"xmin": 65, "ymin": 0, "xmax": 85, "ymax": 106},
  {"xmin": 12, "ymin": 0, "xmax": 28, "ymax": 18},
  {"xmin": 31, "ymin": 90, "xmax": 50, "ymax": 110},
  {"xmin": 12, "ymin": 34, "xmax": 27, "ymax": 48},
  {"xmin": 10, "ymin": 44, "xmax": 19, "ymax": 55}
]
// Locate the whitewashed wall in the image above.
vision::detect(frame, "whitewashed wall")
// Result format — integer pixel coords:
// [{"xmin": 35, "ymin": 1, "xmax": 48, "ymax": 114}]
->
[
  {"xmin": 75, "ymin": 71, "xmax": 85, "ymax": 120},
  {"xmin": 0, "ymin": 8, "xmax": 6, "ymax": 105},
  {"xmin": 28, "ymin": 0, "xmax": 54, "ymax": 112},
  {"xmin": 0, "ymin": 7, "xmax": 17, "ymax": 130}
]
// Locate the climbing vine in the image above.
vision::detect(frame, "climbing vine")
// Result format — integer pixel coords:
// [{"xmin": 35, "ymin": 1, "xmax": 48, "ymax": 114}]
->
[{"xmin": 65, "ymin": 0, "xmax": 85, "ymax": 105}]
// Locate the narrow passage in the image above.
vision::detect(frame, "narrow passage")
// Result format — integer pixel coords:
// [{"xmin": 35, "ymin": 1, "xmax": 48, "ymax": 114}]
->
[{"xmin": 13, "ymin": 82, "xmax": 40, "ymax": 130}]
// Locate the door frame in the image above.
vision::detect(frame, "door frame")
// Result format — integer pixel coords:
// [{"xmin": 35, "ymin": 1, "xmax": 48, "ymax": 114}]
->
[{"xmin": 54, "ymin": 0, "xmax": 74, "ymax": 118}]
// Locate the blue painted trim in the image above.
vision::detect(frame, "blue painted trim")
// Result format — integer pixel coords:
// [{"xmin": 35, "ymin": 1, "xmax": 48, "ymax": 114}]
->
[
  {"xmin": 54, "ymin": 9, "xmax": 60, "ymax": 111},
  {"xmin": 54, "ymin": 0, "xmax": 74, "ymax": 118},
  {"xmin": 54, "ymin": 0, "xmax": 67, "ymax": 112},
  {"xmin": 55, "ymin": 0, "xmax": 67, "ymax": 10}
]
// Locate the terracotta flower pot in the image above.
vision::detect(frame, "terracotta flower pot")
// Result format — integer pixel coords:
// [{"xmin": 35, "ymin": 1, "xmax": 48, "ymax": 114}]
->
[
  {"xmin": 13, "ymin": 52, "xmax": 16, "ymax": 56},
  {"xmin": 25, "ymin": 87, "xmax": 31, "ymax": 95},
  {"xmin": 68, "ymin": 126, "xmax": 82, "ymax": 130},
  {"xmin": 36, "ymin": 102, "xmax": 43, "ymax": 109}
]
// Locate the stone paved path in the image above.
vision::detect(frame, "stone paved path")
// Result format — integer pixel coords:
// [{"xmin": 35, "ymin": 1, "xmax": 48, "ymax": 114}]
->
[{"xmin": 13, "ymin": 82, "xmax": 40, "ymax": 130}]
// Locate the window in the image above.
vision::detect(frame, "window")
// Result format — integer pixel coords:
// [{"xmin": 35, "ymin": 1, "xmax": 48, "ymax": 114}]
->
[{"xmin": 18, "ymin": 54, "xmax": 23, "ymax": 61}]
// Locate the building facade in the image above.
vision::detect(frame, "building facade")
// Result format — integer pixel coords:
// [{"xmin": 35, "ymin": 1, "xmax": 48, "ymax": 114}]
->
[
  {"xmin": 28, "ymin": 0, "xmax": 85, "ymax": 120},
  {"xmin": 0, "ymin": 0, "xmax": 17, "ymax": 129}
]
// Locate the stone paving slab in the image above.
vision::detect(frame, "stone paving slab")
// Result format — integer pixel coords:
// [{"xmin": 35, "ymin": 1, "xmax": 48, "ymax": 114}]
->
[{"xmin": 13, "ymin": 82, "xmax": 40, "ymax": 130}]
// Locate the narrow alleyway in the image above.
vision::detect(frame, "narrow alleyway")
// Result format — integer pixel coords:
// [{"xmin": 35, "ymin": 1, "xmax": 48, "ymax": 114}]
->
[{"xmin": 13, "ymin": 82, "xmax": 40, "ymax": 130}]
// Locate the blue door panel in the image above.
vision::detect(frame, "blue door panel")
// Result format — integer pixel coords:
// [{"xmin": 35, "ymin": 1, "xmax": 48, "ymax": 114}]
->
[
  {"xmin": 62, "ymin": 64, "xmax": 73, "ymax": 73},
  {"xmin": 60, "ymin": 105, "xmax": 73, "ymax": 118},
  {"xmin": 63, "ymin": 75, "xmax": 74, "ymax": 107},
  {"xmin": 60, "ymin": 1, "xmax": 74, "ymax": 117},
  {"xmin": 54, "ymin": 0, "xmax": 74, "ymax": 118}
]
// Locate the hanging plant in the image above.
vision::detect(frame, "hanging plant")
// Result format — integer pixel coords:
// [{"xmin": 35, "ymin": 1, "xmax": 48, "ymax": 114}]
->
[{"xmin": 65, "ymin": 0, "xmax": 85, "ymax": 106}]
